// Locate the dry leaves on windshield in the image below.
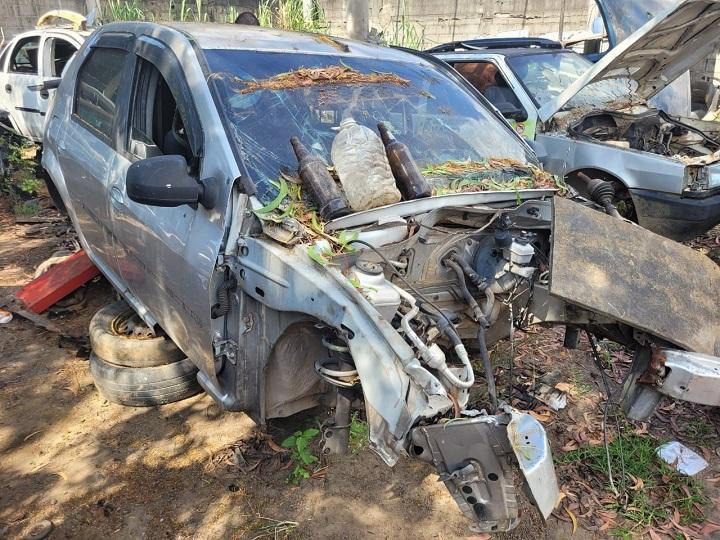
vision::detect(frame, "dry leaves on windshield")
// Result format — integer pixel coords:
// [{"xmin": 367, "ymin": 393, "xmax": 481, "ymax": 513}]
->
[{"xmin": 238, "ymin": 65, "xmax": 410, "ymax": 94}]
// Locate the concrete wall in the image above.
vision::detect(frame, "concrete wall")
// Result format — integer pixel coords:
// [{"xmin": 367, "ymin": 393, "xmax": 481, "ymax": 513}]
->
[
  {"xmin": 0, "ymin": 0, "xmax": 590, "ymax": 44},
  {"xmin": 320, "ymin": 0, "xmax": 592, "ymax": 48}
]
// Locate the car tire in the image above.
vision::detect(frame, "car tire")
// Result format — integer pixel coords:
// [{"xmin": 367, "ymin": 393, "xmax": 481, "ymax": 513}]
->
[
  {"xmin": 89, "ymin": 353, "xmax": 202, "ymax": 407},
  {"xmin": 89, "ymin": 300, "xmax": 185, "ymax": 368}
]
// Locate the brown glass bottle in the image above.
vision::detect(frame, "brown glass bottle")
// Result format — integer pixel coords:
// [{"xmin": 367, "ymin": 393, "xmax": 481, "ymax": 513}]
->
[
  {"xmin": 290, "ymin": 137, "xmax": 350, "ymax": 220},
  {"xmin": 377, "ymin": 122, "xmax": 432, "ymax": 200}
]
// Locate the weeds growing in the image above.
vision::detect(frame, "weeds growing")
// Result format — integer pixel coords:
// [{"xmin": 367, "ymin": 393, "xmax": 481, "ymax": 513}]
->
[
  {"xmin": 558, "ymin": 433, "xmax": 708, "ymax": 534},
  {"xmin": 258, "ymin": 0, "xmax": 328, "ymax": 33},
  {"xmin": 281, "ymin": 427, "xmax": 320, "ymax": 483},
  {"xmin": 348, "ymin": 413, "xmax": 368, "ymax": 453}
]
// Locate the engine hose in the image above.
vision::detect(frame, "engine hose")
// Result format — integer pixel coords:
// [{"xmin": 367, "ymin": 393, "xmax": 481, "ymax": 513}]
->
[
  {"xmin": 451, "ymin": 255, "xmax": 485, "ymax": 288},
  {"xmin": 440, "ymin": 343, "xmax": 475, "ymax": 390},
  {"xmin": 477, "ymin": 325, "xmax": 498, "ymax": 411},
  {"xmin": 445, "ymin": 259, "xmax": 485, "ymax": 323},
  {"xmin": 659, "ymin": 110, "xmax": 720, "ymax": 149},
  {"xmin": 211, "ymin": 276, "xmax": 237, "ymax": 319},
  {"xmin": 450, "ymin": 255, "xmax": 495, "ymax": 320},
  {"xmin": 576, "ymin": 172, "xmax": 622, "ymax": 219}
]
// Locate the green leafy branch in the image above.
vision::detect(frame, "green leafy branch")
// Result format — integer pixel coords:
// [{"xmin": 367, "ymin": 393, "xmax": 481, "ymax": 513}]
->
[{"xmin": 281, "ymin": 428, "xmax": 320, "ymax": 483}]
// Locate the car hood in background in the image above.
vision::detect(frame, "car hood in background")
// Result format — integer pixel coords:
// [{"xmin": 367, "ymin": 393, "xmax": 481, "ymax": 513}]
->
[{"xmin": 538, "ymin": 0, "xmax": 720, "ymax": 122}]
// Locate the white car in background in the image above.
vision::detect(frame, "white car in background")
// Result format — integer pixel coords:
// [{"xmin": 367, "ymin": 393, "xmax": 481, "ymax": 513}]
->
[{"xmin": 0, "ymin": 11, "xmax": 89, "ymax": 143}]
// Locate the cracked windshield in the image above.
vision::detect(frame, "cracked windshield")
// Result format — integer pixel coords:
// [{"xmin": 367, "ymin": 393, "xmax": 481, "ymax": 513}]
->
[
  {"xmin": 507, "ymin": 51, "xmax": 634, "ymax": 110},
  {"xmin": 205, "ymin": 50, "xmax": 538, "ymax": 205}
]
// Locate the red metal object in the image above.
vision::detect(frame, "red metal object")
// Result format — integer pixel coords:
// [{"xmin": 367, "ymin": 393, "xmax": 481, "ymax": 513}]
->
[{"xmin": 15, "ymin": 250, "xmax": 100, "ymax": 314}]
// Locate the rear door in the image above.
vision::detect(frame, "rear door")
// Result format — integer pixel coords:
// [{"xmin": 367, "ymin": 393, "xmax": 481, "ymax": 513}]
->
[
  {"xmin": 109, "ymin": 35, "xmax": 216, "ymax": 364},
  {"xmin": 58, "ymin": 33, "xmax": 134, "ymax": 276},
  {"xmin": 4, "ymin": 34, "xmax": 44, "ymax": 140}
]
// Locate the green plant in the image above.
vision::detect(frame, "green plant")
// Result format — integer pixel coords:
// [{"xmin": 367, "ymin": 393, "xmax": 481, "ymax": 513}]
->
[
  {"xmin": 281, "ymin": 427, "xmax": 320, "ymax": 482},
  {"xmin": 681, "ymin": 417, "xmax": 715, "ymax": 445},
  {"xmin": 385, "ymin": 1, "xmax": 424, "ymax": 49},
  {"xmin": 16, "ymin": 172, "xmax": 42, "ymax": 195},
  {"xmin": 348, "ymin": 413, "xmax": 368, "ymax": 453},
  {"xmin": 226, "ymin": 6, "xmax": 239, "ymax": 23},
  {"xmin": 105, "ymin": 0, "xmax": 146, "ymax": 21},
  {"xmin": 13, "ymin": 200, "xmax": 40, "ymax": 216},
  {"xmin": 558, "ymin": 434, "xmax": 708, "ymax": 533},
  {"xmin": 258, "ymin": 0, "xmax": 328, "ymax": 33}
]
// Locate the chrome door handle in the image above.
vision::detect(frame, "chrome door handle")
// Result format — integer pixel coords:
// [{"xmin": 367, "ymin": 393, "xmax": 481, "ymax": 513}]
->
[{"xmin": 110, "ymin": 186, "xmax": 124, "ymax": 205}]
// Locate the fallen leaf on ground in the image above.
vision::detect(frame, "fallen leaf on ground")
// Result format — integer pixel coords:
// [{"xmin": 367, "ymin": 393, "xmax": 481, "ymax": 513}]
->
[
  {"xmin": 529, "ymin": 410, "xmax": 553, "ymax": 423},
  {"xmin": 264, "ymin": 437, "xmax": 289, "ymax": 454},
  {"xmin": 562, "ymin": 440, "xmax": 579, "ymax": 451},
  {"xmin": 699, "ymin": 521, "xmax": 720, "ymax": 536},
  {"xmin": 564, "ymin": 506, "xmax": 578, "ymax": 534}
]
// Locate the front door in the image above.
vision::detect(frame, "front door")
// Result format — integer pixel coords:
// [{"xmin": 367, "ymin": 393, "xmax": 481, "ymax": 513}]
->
[{"xmin": 109, "ymin": 37, "xmax": 217, "ymax": 366}]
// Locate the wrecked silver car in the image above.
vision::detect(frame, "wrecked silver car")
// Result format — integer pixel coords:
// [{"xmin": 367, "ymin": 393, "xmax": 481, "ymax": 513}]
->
[
  {"xmin": 42, "ymin": 22, "xmax": 720, "ymax": 532},
  {"xmin": 431, "ymin": 0, "xmax": 720, "ymax": 240}
]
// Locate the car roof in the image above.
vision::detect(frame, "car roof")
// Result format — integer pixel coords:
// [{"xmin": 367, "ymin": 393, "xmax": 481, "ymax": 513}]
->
[
  {"xmin": 427, "ymin": 37, "xmax": 563, "ymax": 56},
  {"xmin": 106, "ymin": 21, "xmax": 427, "ymax": 63},
  {"xmin": 10, "ymin": 27, "xmax": 91, "ymax": 41}
]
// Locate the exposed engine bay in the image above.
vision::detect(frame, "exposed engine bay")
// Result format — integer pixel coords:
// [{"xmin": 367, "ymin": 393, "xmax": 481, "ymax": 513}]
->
[
  {"xmin": 313, "ymin": 197, "xmax": 561, "ymax": 531},
  {"xmin": 567, "ymin": 107, "xmax": 720, "ymax": 162}
]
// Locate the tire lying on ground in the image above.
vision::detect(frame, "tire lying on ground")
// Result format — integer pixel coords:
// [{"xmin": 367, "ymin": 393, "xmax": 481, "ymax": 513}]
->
[
  {"xmin": 89, "ymin": 300, "xmax": 185, "ymax": 368},
  {"xmin": 89, "ymin": 353, "xmax": 202, "ymax": 407}
]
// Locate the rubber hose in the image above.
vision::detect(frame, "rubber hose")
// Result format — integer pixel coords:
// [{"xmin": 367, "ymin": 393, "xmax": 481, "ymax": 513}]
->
[
  {"xmin": 445, "ymin": 259, "xmax": 485, "ymax": 323},
  {"xmin": 211, "ymin": 277, "xmax": 237, "ymax": 319},
  {"xmin": 452, "ymin": 255, "xmax": 485, "ymax": 289},
  {"xmin": 477, "ymin": 325, "xmax": 498, "ymax": 411}
]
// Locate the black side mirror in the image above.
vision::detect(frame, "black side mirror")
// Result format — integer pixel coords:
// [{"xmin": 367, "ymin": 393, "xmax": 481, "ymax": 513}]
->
[
  {"xmin": 497, "ymin": 102, "xmax": 528, "ymax": 122},
  {"xmin": 126, "ymin": 155, "xmax": 217, "ymax": 209}
]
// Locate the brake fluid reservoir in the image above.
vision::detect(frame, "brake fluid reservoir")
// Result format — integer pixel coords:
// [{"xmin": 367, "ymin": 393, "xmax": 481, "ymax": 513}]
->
[
  {"xmin": 505, "ymin": 238, "xmax": 535, "ymax": 265},
  {"xmin": 351, "ymin": 261, "xmax": 401, "ymax": 321},
  {"xmin": 331, "ymin": 118, "xmax": 401, "ymax": 211}
]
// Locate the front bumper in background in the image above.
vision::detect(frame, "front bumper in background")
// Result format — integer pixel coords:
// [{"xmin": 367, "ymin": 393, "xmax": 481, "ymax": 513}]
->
[
  {"xmin": 622, "ymin": 347, "xmax": 720, "ymax": 421},
  {"xmin": 630, "ymin": 187, "xmax": 720, "ymax": 240}
]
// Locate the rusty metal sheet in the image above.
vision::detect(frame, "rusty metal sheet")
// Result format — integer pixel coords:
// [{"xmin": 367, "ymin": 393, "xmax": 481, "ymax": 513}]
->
[{"xmin": 549, "ymin": 197, "xmax": 720, "ymax": 355}]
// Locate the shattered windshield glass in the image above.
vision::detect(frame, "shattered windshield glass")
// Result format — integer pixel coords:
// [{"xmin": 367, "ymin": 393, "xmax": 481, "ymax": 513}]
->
[
  {"xmin": 205, "ymin": 50, "xmax": 534, "ymax": 204},
  {"xmin": 507, "ymin": 51, "xmax": 634, "ymax": 110}
]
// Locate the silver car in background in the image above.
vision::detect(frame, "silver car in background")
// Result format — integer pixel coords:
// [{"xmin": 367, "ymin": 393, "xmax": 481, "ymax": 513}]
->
[{"xmin": 431, "ymin": 0, "xmax": 720, "ymax": 240}]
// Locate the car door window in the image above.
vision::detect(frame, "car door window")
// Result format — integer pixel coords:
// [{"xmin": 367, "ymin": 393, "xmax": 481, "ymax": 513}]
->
[
  {"xmin": 9, "ymin": 37, "xmax": 40, "ymax": 74},
  {"xmin": 45, "ymin": 38, "xmax": 78, "ymax": 77},
  {"xmin": 127, "ymin": 57, "xmax": 193, "ymax": 162},
  {"xmin": 74, "ymin": 47, "xmax": 128, "ymax": 140},
  {"xmin": 451, "ymin": 61, "xmax": 525, "ymax": 117}
]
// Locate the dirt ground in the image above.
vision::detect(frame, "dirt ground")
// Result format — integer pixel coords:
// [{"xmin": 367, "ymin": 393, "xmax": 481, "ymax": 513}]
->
[{"xmin": 1, "ymin": 198, "xmax": 719, "ymax": 540}]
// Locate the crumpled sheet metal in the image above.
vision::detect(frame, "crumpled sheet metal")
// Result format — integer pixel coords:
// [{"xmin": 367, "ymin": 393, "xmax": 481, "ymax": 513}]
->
[
  {"xmin": 507, "ymin": 410, "xmax": 560, "ymax": 520},
  {"xmin": 549, "ymin": 197, "xmax": 720, "ymax": 356}
]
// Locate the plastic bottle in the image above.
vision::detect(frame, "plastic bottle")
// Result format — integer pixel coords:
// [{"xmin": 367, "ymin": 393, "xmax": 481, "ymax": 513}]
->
[
  {"xmin": 290, "ymin": 137, "xmax": 350, "ymax": 220},
  {"xmin": 377, "ymin": 122, "xmax": 432, "ymax": 201},
  {"xmin": 330, "ymin": 118, "xmax": 401, "ymax": 211}
]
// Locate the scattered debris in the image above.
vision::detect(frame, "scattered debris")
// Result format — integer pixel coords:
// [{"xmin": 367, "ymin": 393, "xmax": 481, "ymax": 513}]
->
[
  {"xmin": 531, "ymin": 383, "xmax": 568, "ymax": 411},
  {"xmin": 15, "ymin": 250, "xmax": 99, "ymax": 314},
  {"xmin": 0, "ymin": 308, "xmax": 12, "ymax": 324},
  {"xmin": 657, "ymin": 441, "xmax": 709, "ymax": 476},
  {"xmin": 237, "ymin": 65, "xmax": 410, "ymax": 94}
]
